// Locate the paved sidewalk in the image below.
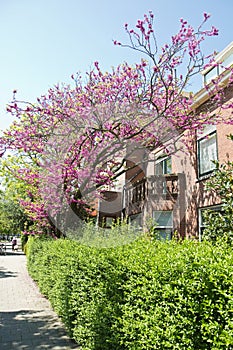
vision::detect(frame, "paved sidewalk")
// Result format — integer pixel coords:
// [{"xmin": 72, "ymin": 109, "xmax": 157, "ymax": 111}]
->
[{"xmin": 0, "ymin": 247, "xmax": 80, "ymax": 349}]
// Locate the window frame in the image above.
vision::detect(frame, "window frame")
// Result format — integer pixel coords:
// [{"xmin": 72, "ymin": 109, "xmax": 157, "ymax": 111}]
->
[
  {"xmin": 204, "ymin": 66, "xmax": 219, "ymax": 84},
  {"xmin": 198, "ymin": 205, "xmax": 222, "ymax": 241},
  {"xmin": 152, "ymin": 210, "xmax": 173, "ymax": 240},
  {"xmin": 203, "ymin": 52, "xmax": 233, "ymax": 84},
  {"xmin": 155, "ymin": 155, "xmax": 172, "ymax": 175},
  {"xmin": 197, "ymin": 130, "xmax": 218, "ymax": 178}
]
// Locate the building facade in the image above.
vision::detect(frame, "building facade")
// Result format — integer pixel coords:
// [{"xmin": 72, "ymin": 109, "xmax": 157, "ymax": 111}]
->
[{"xmin": 98, "ymin": 42, "xmax": 233, "ymax": 240}]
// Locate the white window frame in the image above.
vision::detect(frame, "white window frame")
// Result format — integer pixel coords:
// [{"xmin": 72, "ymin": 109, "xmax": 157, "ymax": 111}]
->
[
  {"xmin": 198, "ymin": 205, "xmax": 222, "ymax": 241},
  {"xmin": 152, "ymin": 210, "xmax": 173, "ymax": 240},
  {"xmin": 197, "ymin": 131, "xmax": 218, "ymax": 178},
  {"xmin": 155, "ymin": 156, "xmax": 172, "ymax": 175},
  {"xmin": 204, "ymin": 52, "xmax": 233, "ymax": 84},
  {"xmin": 204, "ymin": 66, "xmax": 219, "ymax": 84}
]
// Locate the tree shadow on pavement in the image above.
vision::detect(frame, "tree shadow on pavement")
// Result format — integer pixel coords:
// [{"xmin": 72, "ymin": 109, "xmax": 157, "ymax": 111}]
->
[
  {"xmin": 0, "ymin": 266, "xmax": 18, "ymax": 279},
  {"xmin": 4, "ymin": 251, "xmax": 25, "ymax": 256},
  {"xmin": 0, "ymin": 310, "xmax": 79, "ymax": 349}
]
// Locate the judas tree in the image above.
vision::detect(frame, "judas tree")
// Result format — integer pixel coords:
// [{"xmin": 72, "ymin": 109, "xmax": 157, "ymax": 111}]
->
[{"xmin": 1, "ymin": 12, "xmax": 232, "ymax": 237}]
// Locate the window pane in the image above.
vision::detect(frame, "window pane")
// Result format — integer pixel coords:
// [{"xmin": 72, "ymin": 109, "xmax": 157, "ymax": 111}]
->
[
  {"xmin": 153, "ymin": 211, "xmax": 173, "ymax": 227},
  {"xmin": 156, "ymin": 229, "xmax": 172, "ymax": 240},
  {"xmin": 165, "ymin": 157, "xmax": 172, "ymax": 174},
  {"xmin": 198, "ymin": 133, "xmax": 217, "ymax": 175},
  {"xmin": 198, "ymin": 206, "xmax": 222, "ymax": 239},
  {"xmin": 129, "ymin": 213, "xmax": 142, "ymax": 228},
  {"xmin": 204, "ymin": 66, "xmax": 218, "ymax": 84},
  {"xmin": 155, "ymin": 156, "xmax": 172, "ymax": 175},
  {"xmin": 106, "ymin": 217, "xmax": 113, "ymax": 227}
]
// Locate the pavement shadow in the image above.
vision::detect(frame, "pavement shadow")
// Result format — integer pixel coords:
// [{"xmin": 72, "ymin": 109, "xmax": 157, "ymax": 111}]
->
[
  {"xmin": 4, "ymin": 251, "xmax": 25, "ymax": 256},
  {"xmin": 0, "ymin": 266, "xmax": 18, "ymax": 279},
  {"xmin": 0, "ymin": 310, "xmax": 79, "ymax": 349}
]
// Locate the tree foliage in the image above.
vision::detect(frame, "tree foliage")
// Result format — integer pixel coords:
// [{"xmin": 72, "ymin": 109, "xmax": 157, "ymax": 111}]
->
[
  {"xmin": 203, "ymin": 134, "xmax": 233, "ymax": 242},
  {"xmin": 0, "ymin": 189, "xmax": 30, "ymax": 236},
  {"xmin": 1, "ymin": 12, "xmax": 233, "ymax": 237}
]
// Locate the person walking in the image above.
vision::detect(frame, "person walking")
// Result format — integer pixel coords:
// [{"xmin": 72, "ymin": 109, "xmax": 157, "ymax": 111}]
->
[{"xmin": 11, "ymin": 236, "xmax": 17, "ymax": 251}]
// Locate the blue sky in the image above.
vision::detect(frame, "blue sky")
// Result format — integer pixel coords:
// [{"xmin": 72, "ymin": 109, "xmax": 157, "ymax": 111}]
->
[{"xmin": 0, "ymin": 0, "xmax": 232, "ymax": 131}]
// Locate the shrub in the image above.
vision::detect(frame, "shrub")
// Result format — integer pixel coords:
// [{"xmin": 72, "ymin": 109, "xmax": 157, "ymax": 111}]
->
[
  {"xmin": 203, "ymin": 134, "xmax": 233, "ymax": 243},
  {"xmin": 27, "ymin": 235, "xmax": 233, "ymax": 349},
  {"xmin": 66, "ymin": 219, "xmax": 142, "ymax": 248}
]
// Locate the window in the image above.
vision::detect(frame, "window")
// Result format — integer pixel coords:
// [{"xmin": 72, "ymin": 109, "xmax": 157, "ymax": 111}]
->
[
  {"xmin": 105, "ymin": 217, "xmax": 114, "ymax": 228},
  {"xmin": 204, "ymin": 66, "xmax": 218, "ymax": 85},
  {"xmin": 204, "ymin": 51, "xmax": 233, "ymax": 84},
  {"xmin": 198, "ymin": 205, "xmax": 222, "ymax": 240},
  {"xmin": 152, "ymin": 210, "xmax": 173, "ymax": 240},
  {"xmin": 154, "ymin": 156, "xmax": 172, "ymax": 194},
  {"xmin": 129, "ymin": 213, "xmax": 142, "ymax": 229},
  {"xmin": 155, "ymin": 156, "xmax": 172, "ymax": 175},
  {"xmin": 197, "ymin": 131, "xmax": 218, "ymax": 177}
]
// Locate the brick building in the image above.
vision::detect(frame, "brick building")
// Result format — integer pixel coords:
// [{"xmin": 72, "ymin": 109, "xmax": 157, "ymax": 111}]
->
[{"xmin": 98, "ymin": 42, "xmax": 233, "ymax": 239}]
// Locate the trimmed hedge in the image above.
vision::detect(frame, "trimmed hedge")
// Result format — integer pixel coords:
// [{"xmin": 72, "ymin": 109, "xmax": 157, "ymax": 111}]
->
[{"xmin": 27, "ymin": 236, "xmax": 233, "ymax": 349}]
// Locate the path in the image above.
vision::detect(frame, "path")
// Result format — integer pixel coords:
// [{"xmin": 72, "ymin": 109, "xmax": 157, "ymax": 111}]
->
[{"xmin": 0, "ymin": 244, "xmax": 80, "ymax": 349}]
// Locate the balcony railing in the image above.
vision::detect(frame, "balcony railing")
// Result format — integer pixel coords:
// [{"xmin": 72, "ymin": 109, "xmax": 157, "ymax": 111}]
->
[
  {"xmin": 124, "ymin": 174, "xmax": 179, "ymax": 215},
  {"xmin": 147, "ymin": 174, "xmax": 178, "ymax": 198},
  {"xmin": 124, "ymin": 178, "xmax": 146, "ymax": 216}
]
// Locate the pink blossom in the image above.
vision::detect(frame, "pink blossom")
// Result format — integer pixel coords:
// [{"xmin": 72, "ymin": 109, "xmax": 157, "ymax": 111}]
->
[
  {"xmin": 203, "ymin": 12, "xmax": 211, "ymax": 21},
  {"xmin": 0, "ymin": 10, "xmax": 230, "ymax": 238}
]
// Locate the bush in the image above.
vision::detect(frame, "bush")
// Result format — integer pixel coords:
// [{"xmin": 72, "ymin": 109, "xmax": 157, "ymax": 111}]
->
[
  {"xmin": 27, "ymin": 235, "xmax": 233, "ymax": 349},
  {"xmin": 66, "ymin": 219, "xmax": 142, "ymax": 248},
  {"xmin": 203, "ymin": 134, "xmax": 233, "ymax": 243}
]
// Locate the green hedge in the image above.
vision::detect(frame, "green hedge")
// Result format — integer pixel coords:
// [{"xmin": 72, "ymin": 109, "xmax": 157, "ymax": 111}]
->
[{"xmin": 27, "ymin": 236, "xmax": 233, "ymax": 349}]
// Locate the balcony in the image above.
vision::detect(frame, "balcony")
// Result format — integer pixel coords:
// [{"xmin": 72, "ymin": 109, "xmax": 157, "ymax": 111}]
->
[
  {"xmin": 124, "ymin": 174, "xmax": 179, "ymax": 216},
  {"xmin": 98, "ymin": 190, "xmax": 122, "ymax": 227},
  {"xmin": 147, "ymin": 174, "xmax": 178, "ymax": 199}
]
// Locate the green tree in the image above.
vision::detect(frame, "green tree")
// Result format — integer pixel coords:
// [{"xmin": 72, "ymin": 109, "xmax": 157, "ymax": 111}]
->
[
  {"xmin": 0, "ymin": 155, "xmax": 36, "ymax": 236},
  {"xmin": 0, "ymin": 191, "xmax": 29, "ymax": 236}
]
